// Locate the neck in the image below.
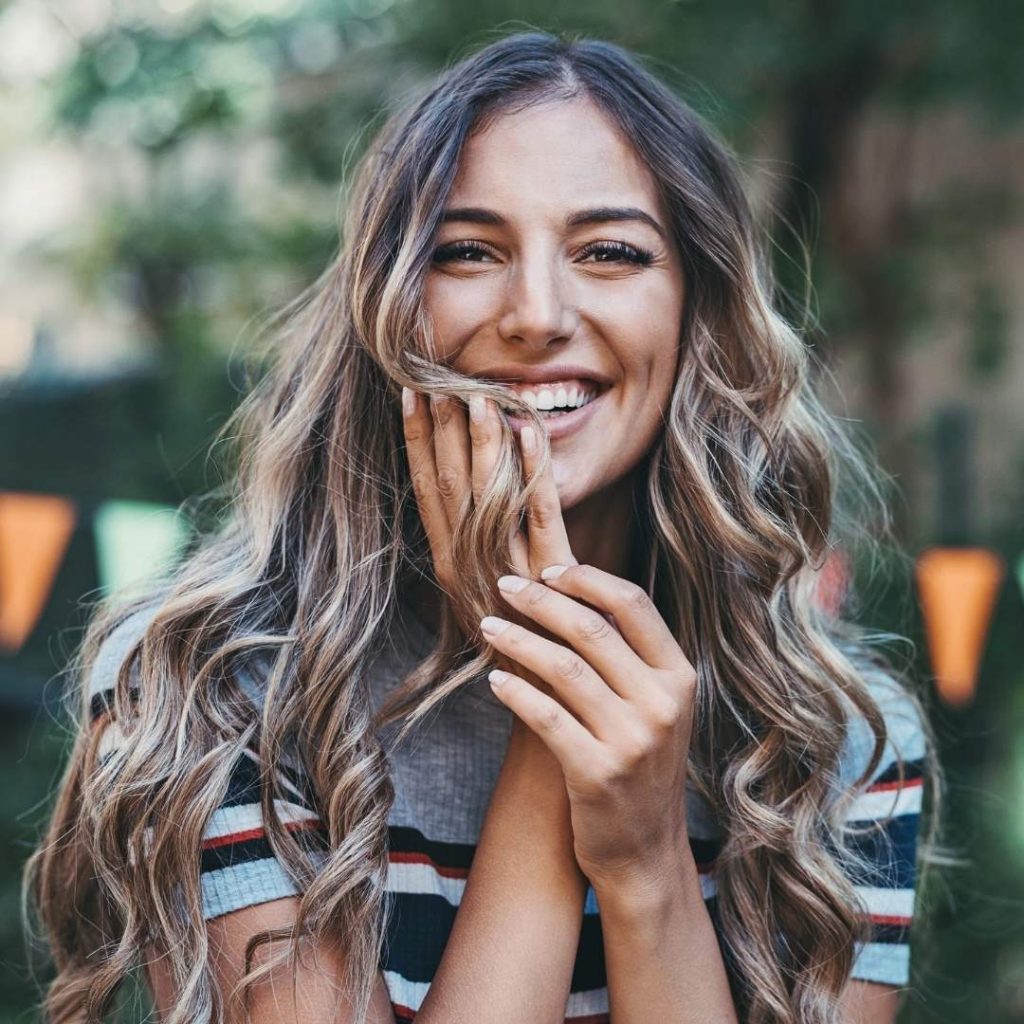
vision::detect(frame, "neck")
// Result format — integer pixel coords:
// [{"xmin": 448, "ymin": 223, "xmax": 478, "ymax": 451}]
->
[{"xmin": 560, "ymin": 467, "xmax": 643, "ymax": 582}]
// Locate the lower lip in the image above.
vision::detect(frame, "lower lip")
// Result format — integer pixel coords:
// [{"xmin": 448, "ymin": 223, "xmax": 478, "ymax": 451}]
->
[{"xmin": 506, "ymin": 389, "xmax": 608, "ymax": 441}]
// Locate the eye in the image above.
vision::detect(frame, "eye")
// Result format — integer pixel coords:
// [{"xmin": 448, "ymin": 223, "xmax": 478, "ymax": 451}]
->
[
  {"xmin": 576, "ymin": 241, "xmax": 655, "ymax": 266},
  {"xmin": 432, "ymin": 241, "xmax": 496, "ymax": 264}
]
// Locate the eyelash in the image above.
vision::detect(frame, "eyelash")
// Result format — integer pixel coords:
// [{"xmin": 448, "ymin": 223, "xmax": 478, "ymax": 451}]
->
[{"xmin": 432, "ymin": 240, "xmax": 655, "ymax": 267}]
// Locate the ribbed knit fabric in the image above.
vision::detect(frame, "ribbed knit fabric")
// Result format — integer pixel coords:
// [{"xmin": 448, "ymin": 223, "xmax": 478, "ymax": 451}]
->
[{"xmin": 88, "ymin": 599, "xmax": 925, "ymax": 1020}]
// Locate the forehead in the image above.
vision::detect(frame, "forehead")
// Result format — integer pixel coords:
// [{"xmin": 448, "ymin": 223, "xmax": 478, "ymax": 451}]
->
[{"xmin": 448, "ymin": 95, "xmax": 663, "ymax": 217}]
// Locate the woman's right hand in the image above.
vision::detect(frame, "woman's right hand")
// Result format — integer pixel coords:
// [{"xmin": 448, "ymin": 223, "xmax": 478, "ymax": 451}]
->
[{"xmin": 400, "ymin": 386, "xmax": 578, "ymax": 698}]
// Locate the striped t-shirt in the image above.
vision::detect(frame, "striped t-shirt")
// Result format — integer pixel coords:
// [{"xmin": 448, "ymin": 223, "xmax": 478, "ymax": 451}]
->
[{"xmin": 88, "ymin": 599, "xmax": 926, "ymax": 1021}]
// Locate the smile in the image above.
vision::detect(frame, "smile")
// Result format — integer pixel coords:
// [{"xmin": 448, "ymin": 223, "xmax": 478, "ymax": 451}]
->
[{"xmin": 504, "ymin": 382, "xmax": 609, "ymax": 441}]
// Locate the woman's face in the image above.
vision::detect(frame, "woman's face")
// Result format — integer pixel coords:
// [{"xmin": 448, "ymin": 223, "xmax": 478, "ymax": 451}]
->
[{"xmin": 423, "ymin": 95, "xmax": 685, "ymax": 511}]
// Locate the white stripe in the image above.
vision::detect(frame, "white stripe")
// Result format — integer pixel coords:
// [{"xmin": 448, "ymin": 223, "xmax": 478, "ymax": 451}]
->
[
  {"xmin": 855, "ymin": 885, "xmax": 914, "ymax": 919},
  {"xmin": 386, "ymin": 859, "xmax": 467, "ymax": 904},
  {"xmin": 386, "ymin": 858, "xmax": 719, "ymax": 913},
  {"xmin": 96, "ymin": 720, "xmax": 126, "ymax": 761},
  {"xmin": 203, "ymin": 800, "xmax": 320, "ymax": 841},
  {"xmin": 565, "ymin": 986, "xmax": 610, "ymax": 1018},
  {"xmin": 382, "ymin": 971, "xmax": 613, "ymax": 1020},
  {"xmin": 698, "ymin": 872, "xmax": 718, "ymax": 901},
  {"xmin": 382, "ymin": 970, "xmax": 429, "ymax": 1013},
  {"xmin": 846, "ymin": 782, "xmax": 922, "ymax": 822}
]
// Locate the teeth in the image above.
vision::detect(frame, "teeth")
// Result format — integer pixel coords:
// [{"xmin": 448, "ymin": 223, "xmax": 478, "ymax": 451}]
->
[{"xmin": 520, "ymin": 387, "xmax": 597, "ymax": 411}]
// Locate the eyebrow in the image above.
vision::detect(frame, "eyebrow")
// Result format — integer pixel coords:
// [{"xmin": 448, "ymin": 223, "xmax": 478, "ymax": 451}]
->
[{"xmin": 439, "ymin": 205, "xmax": 667, "ymax": 240}]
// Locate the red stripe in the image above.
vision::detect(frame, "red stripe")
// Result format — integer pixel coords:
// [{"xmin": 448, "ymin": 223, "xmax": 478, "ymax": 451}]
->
[
  {"xmin": 201, "ymin": 818, "xmax": 321, "ymax": 850},
  {"xmin": 869, "ymin": 912, "xmax": 912, "ymax": 926},
  {"xmin": 867, "ymin": 776, "xmax": 924, "ymax": 794},
  {"xmin": 392, "ymin": 1003, "xmax": 608, "ymax": 1023},
  {"xmin": 389, "ymin": 850, "xmax": 469, "ymax": 879}
]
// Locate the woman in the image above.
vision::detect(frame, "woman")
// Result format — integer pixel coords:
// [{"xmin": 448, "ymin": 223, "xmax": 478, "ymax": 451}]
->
[{"xmin": 25, "ymin": 30, "xmax": 937, "ymax": 1024}]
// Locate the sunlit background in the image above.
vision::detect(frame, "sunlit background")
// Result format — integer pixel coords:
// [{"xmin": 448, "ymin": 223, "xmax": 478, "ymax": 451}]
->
[{"xmin": 2, "ymin": 1, "xmax": 1023, "ymax": 1020}]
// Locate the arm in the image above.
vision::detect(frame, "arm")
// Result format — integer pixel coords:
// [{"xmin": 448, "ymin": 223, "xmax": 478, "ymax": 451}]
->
[
  {"xmin": 594, "ymin": 856, "xmax": 902, "ymax": 1024},
  {"xmin": 146, "ymin": 898, "xmax": 396, "ymax": 1023},
  {"xmin": 839, "ymin": 980, "xmax": 902, "ymax": 1023},
  {"xmin": 148, "ymin": 718, "xmax": 584, "ymax": 1024},
  {"xmin": 416, "ymin": 717, "xmax": 589, "ymax": 1024},
  {"xmin": 593, "ymin": 850, "xmax": 738, "ymax": 1024}
]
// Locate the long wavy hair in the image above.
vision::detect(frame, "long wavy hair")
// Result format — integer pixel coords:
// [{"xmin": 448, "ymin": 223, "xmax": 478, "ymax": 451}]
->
[{"xmin": 24, "ymin": 29, "xmax": 943, "ymax": 1024}]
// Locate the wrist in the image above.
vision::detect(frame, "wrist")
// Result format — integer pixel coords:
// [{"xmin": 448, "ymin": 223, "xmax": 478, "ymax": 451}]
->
[{"xmin": 588, "ymin": 842, "xmax": 702, "ymax": 915}]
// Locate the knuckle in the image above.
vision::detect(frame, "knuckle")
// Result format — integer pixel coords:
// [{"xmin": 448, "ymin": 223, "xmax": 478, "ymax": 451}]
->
[
  {"xmin": 469, "ymin": 425, "xmax": 491, "ymax": 450},
  {"xmin": 523, "ymin": 582, "xmax": 551, "ymax": 609},
  {"xmin": 539, "ymin": 704, "xmax": 563, "ymax": 734},
  {"xmin": 622, "ymin": 723, "xmax": 655, "ymax": 763},
  {"xmin": 435, "ymin": 466, "xmax": 460, "ymax": 497},
  {"xmin": 593, "ymin": 754, "xmax": 629, "ymax": 789},
  {"xmin": 526, "ymin": 497, "xmax": 558, "ymax": 529},
  {"xmin": 410, "ymin": 471, "xmax": 431, "ymax": 501},
  {"xmin": 622, "ymin": 581, "xmax": 655, "ymax": 613},
  {"xmin": 647, "ymin": 692, "xmax": 683, "ymax": 730},
  {"xmin": 574, "ymin": 612, "xmax": 611, "ymax": 643},
  {"xmin": 553, "ymin": 652, "xmax": 587, "ymax": 683}
]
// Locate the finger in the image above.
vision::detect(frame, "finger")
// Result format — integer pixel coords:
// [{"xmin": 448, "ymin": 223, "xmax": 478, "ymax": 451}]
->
[
  {"xmin": 487, "ymin": 666, "xmax": 602, "ymax": 777},
  {"xmin": 480, "ymin": 614, "xmax": 624, "ymax": 741},
  {"xmin": 519, "ymin": 426, "xmax": 577, "ymax": 576},
  {"xmin": 468, "ymin": 395, "xmax": 503, "ymax": 506},
  {"xmin": 495, "ymin": 574, "xmax": 646, "ymax": 701},
  {"xmin": 538, "ymin": 563, "xmax": 688, "ymax": 675},
  {"xmin": 402, "ymin": 387, "xmax": 454, "ymax": 587},
  {"xmin": 430, "ymin": 395, "xmax": 471, "ymax": 531}
]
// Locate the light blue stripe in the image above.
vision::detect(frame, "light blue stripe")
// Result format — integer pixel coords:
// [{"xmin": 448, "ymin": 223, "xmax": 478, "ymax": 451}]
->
[
  {"xmin": 201, "ymin": 858, "xmax": 302, "ymax": 921},
  {"xmin": 851, "ymin": 941, "xmax": 910, "ymax": 986}
]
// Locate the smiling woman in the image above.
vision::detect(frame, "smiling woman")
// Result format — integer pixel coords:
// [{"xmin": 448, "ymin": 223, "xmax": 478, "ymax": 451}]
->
[{"xmin": 25, "ymin": 29, "xmax": 937, "ymax": 1024}]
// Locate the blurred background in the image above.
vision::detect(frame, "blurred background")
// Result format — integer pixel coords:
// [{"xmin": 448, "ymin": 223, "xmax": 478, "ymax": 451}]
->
[{"xmin": 2, "ymin": 1, "xmax": 1023, "ymax": 1021}]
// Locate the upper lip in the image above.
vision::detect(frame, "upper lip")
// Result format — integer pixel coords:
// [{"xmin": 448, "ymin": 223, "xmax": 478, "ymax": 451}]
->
[{"xmin": 471, "ymin": 363, "xmax": 614, "ymax": 389}]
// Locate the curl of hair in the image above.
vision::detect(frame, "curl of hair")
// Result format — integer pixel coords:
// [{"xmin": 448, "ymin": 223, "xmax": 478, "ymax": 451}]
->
[{"xmin": 24, "ymin": 29, "xmax": 944, "ymax": 1024}]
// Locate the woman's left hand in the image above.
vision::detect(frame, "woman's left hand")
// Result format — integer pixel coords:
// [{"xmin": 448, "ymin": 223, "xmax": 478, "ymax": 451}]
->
[{"xmin": 481, "ymin": 559, "xmax": 698, "ymax": 893}]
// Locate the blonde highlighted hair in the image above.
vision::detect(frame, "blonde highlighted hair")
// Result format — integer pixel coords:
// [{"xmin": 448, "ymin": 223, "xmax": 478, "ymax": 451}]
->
[{"xmin": 25, "ymin": 29, "xmax": 942, "ymax": 1024}]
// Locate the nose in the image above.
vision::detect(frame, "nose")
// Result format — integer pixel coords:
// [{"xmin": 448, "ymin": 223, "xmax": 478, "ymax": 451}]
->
[{"xmin": 496, "ymin": 247, "xmax": 580, "ymax": 349}]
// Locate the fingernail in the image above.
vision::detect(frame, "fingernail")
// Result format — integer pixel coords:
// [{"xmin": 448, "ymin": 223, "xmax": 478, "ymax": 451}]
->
[
  {"xmin": 402, "ymin": 387, "xmax": 416, "ymax": 417},
  {"xmin": 540, "ymin": 564, "xmax": 567, "ymax": 580},
  {"xmin": 497, "ymin": 574, "xmax": 529, "ymax": 593},
  {"xmin": 520, "ymin": 426, "xmax": 536, "ymax": 454},
  {"xmin": 469, "ymin": 395, "xmax": 486, "ymax": 423},
  {"xmin": 488, "ymin": 669, "xmax": 508, "ymax": 688},
  {"xmin": 480, "ymin": 615, "xmax": 510, "ymax": 635}
]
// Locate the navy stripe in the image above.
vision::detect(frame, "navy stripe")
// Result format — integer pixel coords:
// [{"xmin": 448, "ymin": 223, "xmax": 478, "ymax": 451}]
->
[
  {"xmin": 385, "ymin": 824, "xmax": 720, "ymax": 875},
  {"xmin": 869, "ymin": 920, "xmax": 911, "ymax": 945},
  {"xmin": 870, "ymin": 757, "xmax": 926, "ymax": 786},
  {"xmin": 380, "ymin": 891, "xmax": 608, "ymax": 992},
  {"xmin": 842, "ymin": 813, "xmax": 919, "ymax": 889},
  {"xmin": 200, "ymin": 827, "xmax": 329, "ymax": 874},
  {"xmin": 90, "ymin": 686, "xmax": 137, "ymax": 722},
  {"xmin": 387, "ymin": 825, "xmax": 476, "ymax": 871}
]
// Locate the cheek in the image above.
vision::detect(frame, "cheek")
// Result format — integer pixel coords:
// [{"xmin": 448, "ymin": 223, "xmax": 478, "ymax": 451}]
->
[{"xmin": 422, "ymin": 275, "xmax": 495, "ymax": 359}]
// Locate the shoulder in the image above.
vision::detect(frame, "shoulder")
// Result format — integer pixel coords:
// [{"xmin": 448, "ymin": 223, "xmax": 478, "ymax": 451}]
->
[
  {"xmin": 86, "ymin": 602, "xmax": 162, "ymax": 708},
  {"xmin": 838, "ymin": 661, "xmax": 927, "ymax": 796}
]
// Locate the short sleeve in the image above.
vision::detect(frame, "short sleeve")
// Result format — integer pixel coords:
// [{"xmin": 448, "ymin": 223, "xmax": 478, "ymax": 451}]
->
[
  {"xmin": 87, "ymin": 609, "xmax": 328, "ymax": 921},
  {"xmin": 198, "ymin": 746, "xmax": 328, "ymax": 920},
  {"xmin": 836, "ymin": 669, "xmax": 927, "ymax": 987}
]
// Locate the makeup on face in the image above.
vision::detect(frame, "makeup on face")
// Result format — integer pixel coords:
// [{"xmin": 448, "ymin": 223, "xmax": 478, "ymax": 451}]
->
[{"xmin": 422, "ymin": 95, "xmax": 684, "ymax": 507}]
